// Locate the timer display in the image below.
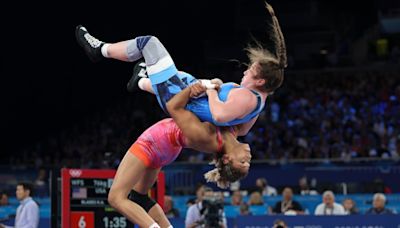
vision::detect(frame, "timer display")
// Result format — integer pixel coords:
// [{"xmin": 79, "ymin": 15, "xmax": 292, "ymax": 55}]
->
[
  {"xmin": 61, "ymin": 169, "xmax": 164, "ymax": 228},
  {"xmin": 62, "ymin": 169, "xmax": 133, "ymax": 228},
  {"xmin": 102, "ymin": 216, "xmax": 127, "ymax": 228}
]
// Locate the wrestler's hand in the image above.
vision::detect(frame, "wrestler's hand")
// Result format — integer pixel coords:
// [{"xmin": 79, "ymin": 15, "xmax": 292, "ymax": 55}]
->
[
  {"xmin": 213, "ymin": 83, "xmax": 221, "ymax": 91},
  {"xmin": 210, "ymin": 78, "xmax": 223, "ymax": 86},
  {"xmin": 189, "ymin": 82, "xmax": 207, "ymax": 98},
  {"xmin": 201, "ymin": 79, "xmax": 221, "ymax": 91}
]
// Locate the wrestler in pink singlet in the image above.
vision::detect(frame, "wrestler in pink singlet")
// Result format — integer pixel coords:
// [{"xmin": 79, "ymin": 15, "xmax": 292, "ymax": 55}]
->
[{"xmin": 129, "ymin": 118, "xmax": 230, "ymax": 169}]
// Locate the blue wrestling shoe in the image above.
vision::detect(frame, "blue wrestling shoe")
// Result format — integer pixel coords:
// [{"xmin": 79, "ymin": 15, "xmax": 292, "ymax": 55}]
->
[
  {"xmin": 75, "ymin": 25, "xmax": 104, "ymax": 63},
  {"xmin": 127, "ymin": 60, "xmax": 147, "ymax": 92}
]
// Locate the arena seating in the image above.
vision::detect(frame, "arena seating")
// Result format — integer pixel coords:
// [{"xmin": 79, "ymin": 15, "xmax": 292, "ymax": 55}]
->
[{"xmin": 171, "ymin": 194, "xmax": 400, "ymax": 218}]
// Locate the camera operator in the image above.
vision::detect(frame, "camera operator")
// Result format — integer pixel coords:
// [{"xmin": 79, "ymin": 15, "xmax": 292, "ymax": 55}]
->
[
  {"xmin": 272, "ymin": 219, "xmax": 287, "ymax": 228},
  {"xmin": 185, "ymin": 187, "xmax": 227, "ymax": 228}
]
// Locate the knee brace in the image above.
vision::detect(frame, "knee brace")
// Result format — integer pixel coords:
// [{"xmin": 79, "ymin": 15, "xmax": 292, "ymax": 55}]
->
[{"xmin": 128, "ymin": 189, "xmax": 157, "ymax": 212}]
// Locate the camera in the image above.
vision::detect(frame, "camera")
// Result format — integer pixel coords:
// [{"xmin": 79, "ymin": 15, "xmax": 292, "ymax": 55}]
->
[
  {"xmin": 200, "ymin": 195, "xmax": 224, "ymax": 228},
  {"xmin": 272, "ymin": 219, "xmax": 287, "ymax": 228}
]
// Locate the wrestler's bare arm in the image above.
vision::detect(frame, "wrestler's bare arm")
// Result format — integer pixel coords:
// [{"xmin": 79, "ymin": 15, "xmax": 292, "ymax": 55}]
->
[
  {"xmin": 206, "ymin": 88, "xmax": 257, "ymax": 123},
  {"xmin": 166, "ymin": 85, "xmax": 218, "ymax": 153}
]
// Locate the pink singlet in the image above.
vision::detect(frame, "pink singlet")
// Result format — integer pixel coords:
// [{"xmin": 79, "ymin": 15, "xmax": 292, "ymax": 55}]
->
[
  {"xmin": 129, "ymin": 118, "xmax": 187, "ymax": 168},
  {"xmin": 129, "ymin": 118, "xmax": 232, "ymax": 169}
]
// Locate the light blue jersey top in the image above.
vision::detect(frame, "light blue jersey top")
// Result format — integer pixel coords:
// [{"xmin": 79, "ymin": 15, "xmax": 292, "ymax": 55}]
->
[
  {"xmin": 186, "ymin": 82, "xmax": 265, "ymax": 126},
  {"xmin": 150, "ymin": 69, "xmax": 265, "ymax": 126}
]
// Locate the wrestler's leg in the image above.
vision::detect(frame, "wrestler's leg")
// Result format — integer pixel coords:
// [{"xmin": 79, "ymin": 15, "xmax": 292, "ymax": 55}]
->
[
  {"xmin": 76, "ymin": 26, "xmax": 204, "ymax": 119},
  {"xmin": 76, "ymin": 26, "xmax": 184, "ymax": 103},
  {"xmin": 133, "ymin": 169, "xmax": 172, "ymax": 228},
  {"xmin": 108, "ymin": 152, "xmax": 159, "ymax": 227},
  {"xmin": 76, "ymin": 26, "xmax": 176, "ymax": 75}
]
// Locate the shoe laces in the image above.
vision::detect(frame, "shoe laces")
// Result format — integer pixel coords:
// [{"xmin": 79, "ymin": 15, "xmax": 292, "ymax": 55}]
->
[
  {"xmin": 138, "ymin": 68, "xmax": 148, "ymax": 78},
  {"xmin": 84, "ymin": 33, "xmax": 103, "ymax": 48},
  {"xmin": 138, "ymin": 62, "xmax": 148, "ymax": 78}
]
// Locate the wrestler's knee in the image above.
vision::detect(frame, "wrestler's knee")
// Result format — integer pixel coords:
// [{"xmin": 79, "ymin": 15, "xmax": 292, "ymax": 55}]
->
[
  {"xmin": 148, "ymin": 36, "xmax": 161, "ymax": 44},
  {"xmin": 128, "ymin": 189, "xmax": 157, "ymax": 212},
  {"xmin": 137, "ymin": 36, "xmax": 161, "ymax": 51},
  {"xmin": 107, "ymin": 188, "xmax": 121, "ymax": 209}
]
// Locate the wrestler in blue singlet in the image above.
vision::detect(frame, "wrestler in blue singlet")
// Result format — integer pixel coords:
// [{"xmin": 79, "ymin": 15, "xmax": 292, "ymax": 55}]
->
[{"xmin": 126, "ymin": 35, "xmax": 265, "ymax": 126}]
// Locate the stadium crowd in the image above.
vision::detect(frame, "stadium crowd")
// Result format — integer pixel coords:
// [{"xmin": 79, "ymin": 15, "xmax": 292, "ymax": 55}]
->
[{"xmin": 4, "ymin": 69, "xmax": 400, "ymax": 168}]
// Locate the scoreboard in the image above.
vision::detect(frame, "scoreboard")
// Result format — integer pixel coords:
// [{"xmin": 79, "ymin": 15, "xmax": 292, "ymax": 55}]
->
[{"xmin": 61, "ymin": 169, "xmax": 165, "ymax": 228}]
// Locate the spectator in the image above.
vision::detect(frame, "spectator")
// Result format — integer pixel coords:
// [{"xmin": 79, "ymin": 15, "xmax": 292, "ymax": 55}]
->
[
  {"xmin": 314, "ymin": 191, "xmax": 345, "ymax": 215},
  {"xmin": 184, "ymin": 184, "xmax": 199, "ymax": 208},
  {"xmin": 186, "ymin": 198, "xmax": 196, "ymax": 208},
  {"xmin": 34, "ymin": 169, "xmax": 47, "ymax": 187},
  {"xmin": 239, "ymin": 203, "xmax": 252, "ymax": 215},
  {"xmin": 229, "ymin": 180, "xmax": 241, "ymax": 191},
  {"xmin": 248, "ymin": 191, "xmax": 264, "ymax": 206},
  {"xmin": 255, "ymin": 178, "xmax": 277, "ymax": 196},
  {"xmin": 365, "ymin": 193, "xmax": 394, "ymax": 215},
  {"xmin": 370, "ymin": 178, "xmax": 393, "ymax": 194},
  {"xmin": 298, "ymin": 176, "xmax": 318, "ymax": 195},
  {"xmin": 215, "ymin": 191, "xmax": 225, "ymax": 203},
  {"xmin": 342, "ymin": 198, "xmax": 358, "ymax": 215},
  {"xmin": 271, "ymin": 187, "xmax": 304, "ymax": 215},
  {"xmin": 185, "ymin": 187, "xmax": 227, "ymax": 228},
  {"xmin": 0, "ymin": 182, "xmax": 39, "ymax": 228},
  {"xmin": 230, "ymin": 190, "xmax": 243, "ymax": 206},
  {"xmin": 0, "ymin": 192, "xmax": 9, "ymax": 206},
  {"xmin": 194, "ymin": 184, "xmax": 206, "ymax": 204},
  {"xmin": 164, "ymin": 195, "xmax": 180, "ymax": 218},
  {"xmin": 34, "ymin": 168, "xmax": 49, "ymax": 197}
]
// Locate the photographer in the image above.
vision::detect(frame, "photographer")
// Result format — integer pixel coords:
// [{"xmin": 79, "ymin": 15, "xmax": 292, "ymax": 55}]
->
[
  {"xmin": 273, "ymin": 219, "xmax": 287, "ymax": 228},
  {"xmin": 185, "ymin": 187, "xmax": 227, "ymax": 228}
]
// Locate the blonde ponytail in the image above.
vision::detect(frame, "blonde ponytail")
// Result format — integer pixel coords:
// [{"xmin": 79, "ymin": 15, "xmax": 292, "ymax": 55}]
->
[{"xmin": 204, "ymin": 168, "xmax": 230, "ymax": 189}]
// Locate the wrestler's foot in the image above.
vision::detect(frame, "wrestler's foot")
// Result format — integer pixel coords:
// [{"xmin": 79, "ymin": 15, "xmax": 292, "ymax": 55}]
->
[
  {"xmin": 75, "ymin": 25, "xmax": 104, "ymax": 63},
  {"xmin": 127, "ymin": 60, "xmax": 148, "ymax": 92}
]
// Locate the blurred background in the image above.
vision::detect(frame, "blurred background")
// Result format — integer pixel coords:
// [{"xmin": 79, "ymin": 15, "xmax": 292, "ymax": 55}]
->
[{"xmin": 1, "ymin": 0, "xmax": 400, "ymax": 227}]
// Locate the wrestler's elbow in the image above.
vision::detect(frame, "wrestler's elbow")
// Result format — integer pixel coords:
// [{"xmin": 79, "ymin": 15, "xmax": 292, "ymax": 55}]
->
[
  {"xmin": 166, "ymin": 101, "xmax": 176, "ymax": 114},
  {"xmin": 108, "ymin": 189, "xmax": 119, "ymax": 210},
  {"xmin": 166, "ymin": 101, "xmax": 172, "ymax": 112}
]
